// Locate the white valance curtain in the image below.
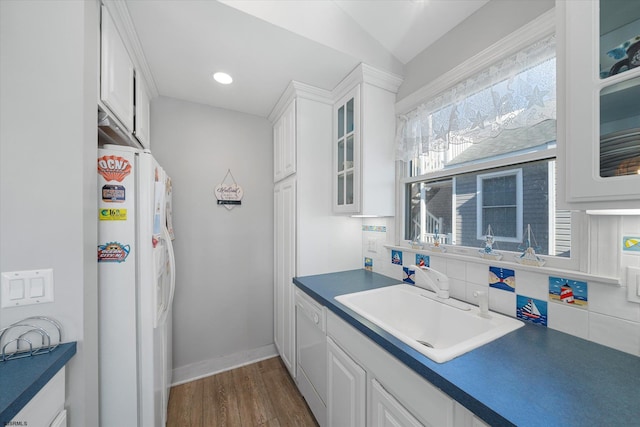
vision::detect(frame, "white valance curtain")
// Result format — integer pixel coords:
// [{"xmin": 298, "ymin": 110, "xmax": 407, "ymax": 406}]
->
[{"xmin": 396, "ymin": 34, "xmax": 557, "ymax": 164}]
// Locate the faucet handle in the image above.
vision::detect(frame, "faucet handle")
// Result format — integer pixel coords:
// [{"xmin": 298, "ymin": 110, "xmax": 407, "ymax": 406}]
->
[{"xmin": 473, "ymin": 290, "xmax": 491, "ymax": 318}]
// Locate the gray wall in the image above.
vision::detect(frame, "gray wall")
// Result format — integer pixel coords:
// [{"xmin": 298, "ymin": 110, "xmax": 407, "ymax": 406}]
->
[
  {"xmin": 397, "ymin": 0, "xmax": 555, "ymax": 102},
  {"xmin": 150, "ymin": 97, "xmax": 274, "ymax": 379},
  {"xmin": 0, "ymin": 1, "xmax": 99, "ymax": 425}
]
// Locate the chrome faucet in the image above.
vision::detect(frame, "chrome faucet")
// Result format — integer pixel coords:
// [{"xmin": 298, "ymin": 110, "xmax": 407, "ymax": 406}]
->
[{"xmin": 409, "ymin": 265, "xmax": 450, "ymax": 299}]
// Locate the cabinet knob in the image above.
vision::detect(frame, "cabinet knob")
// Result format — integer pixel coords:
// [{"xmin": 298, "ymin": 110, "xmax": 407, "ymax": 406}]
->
[{"xmin": 313, "ymin": 313, "xmax": 319, "ymax": 324}]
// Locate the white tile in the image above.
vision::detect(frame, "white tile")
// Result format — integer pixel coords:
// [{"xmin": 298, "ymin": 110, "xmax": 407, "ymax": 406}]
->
[
  {"xmin": 589, "ymin": 312, "xmax": 640, "ymax": 356},
  {"xmin": 381, "ymin": 262, "xmax": 403, "ymax": 281},
  {"xmin": 466, "ymin": 262, "xmax": 489, "ymax": 286},
  {"xmin": 449, "ymin": 278, "xmax": 467, "ymax": 301},
  {"xmin": 621, "ymin": 215, "xmax": 640, "ymax": 231},
  {"xmin": 446, "ymin": 259, "xmax": 466, "ymax": 281},
  {"xmin": 589, "ymin": 282, "xmax": 640, "ymax": 322},
  {"xmin": 621, "ymin": 253, "xmax": 640, "ymax": 270},
  {"xmin": 489, "ymin": 287, "xmax": 516, "ymax": 317},
  {"xmin": 428, "ymin": 256, "xmax": 447, "ymax": 272},
  {"xmin": 589, "ymin": 216, "xmax": 621, "ymax": 278},
  {"xmin": 548, "ymin": 302, "xmax": 588, "ymax": 340},
  {"xmin": 514, "ymin": 269, "xmax": 547, "ymax": 301}
]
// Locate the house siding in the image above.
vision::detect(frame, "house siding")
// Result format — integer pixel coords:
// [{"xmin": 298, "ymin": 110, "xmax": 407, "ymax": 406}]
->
[{"xmin": 455, "ymin": 162, "xmax": 550, "ymax": 254}]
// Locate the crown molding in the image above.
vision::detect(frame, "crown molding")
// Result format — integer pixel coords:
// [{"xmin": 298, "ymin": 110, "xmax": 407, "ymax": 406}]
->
[
  {"xmin": 268, "ymin": 81, "xmax": 333, "ymax": 123},
  {"xmin": 332, "ymin": 63, "xmax": 403, "ymax": 101}
]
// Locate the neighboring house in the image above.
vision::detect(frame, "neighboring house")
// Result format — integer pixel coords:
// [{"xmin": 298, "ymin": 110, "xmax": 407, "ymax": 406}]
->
[{"xmin": 408, "ymin": 119, "xmax": 571, "ymax": 256}]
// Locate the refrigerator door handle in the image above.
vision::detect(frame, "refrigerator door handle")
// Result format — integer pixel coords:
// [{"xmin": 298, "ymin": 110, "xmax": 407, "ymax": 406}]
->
[{"xmin": 160, "ymin": 224, "xmax": 176, "ymax": 325}]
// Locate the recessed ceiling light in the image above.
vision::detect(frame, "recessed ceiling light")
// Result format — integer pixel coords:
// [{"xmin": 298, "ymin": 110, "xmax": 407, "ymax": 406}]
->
[{"xmin": 213, "ymin": 72, "xmax": 233, "ymax": 85}]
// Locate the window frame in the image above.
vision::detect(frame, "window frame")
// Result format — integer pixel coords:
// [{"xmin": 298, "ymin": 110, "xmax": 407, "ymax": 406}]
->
[
  {"xmin": 394, "ymin": 9, "xmax": 586, "ymax": 272},
  {"xmin": 476, "ymin": 168, "xmax": 523, "ymax": 243}
]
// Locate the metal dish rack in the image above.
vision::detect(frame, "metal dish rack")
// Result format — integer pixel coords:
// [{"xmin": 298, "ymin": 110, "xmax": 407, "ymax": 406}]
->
[{"xmin": 0, "ymin": 316, "xmax": 62, "ymax": 362}]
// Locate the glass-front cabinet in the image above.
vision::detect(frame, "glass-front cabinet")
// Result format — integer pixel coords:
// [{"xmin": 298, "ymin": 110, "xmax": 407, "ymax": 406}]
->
[
  {"xmin": 331, "ymin": 64, "xmax": 401, "ymax": 216},
  {"xmin": 334, "ymin": 87, "xmax": 359, "ymax": 213},
  {"xmin": 558, "ymin": 0, "xmax": 640, "ymax": 209}
]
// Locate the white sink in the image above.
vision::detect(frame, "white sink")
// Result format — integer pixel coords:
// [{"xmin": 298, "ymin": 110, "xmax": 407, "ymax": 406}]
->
[{"xmin": 335, "ymin": 284, "xmax": 524, "ymax": 363}]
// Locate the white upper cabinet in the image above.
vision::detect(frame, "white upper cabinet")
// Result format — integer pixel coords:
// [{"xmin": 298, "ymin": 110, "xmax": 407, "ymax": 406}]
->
[
  {"xmin": 558, "ymin": 0, "xmax": 640, "ymax": 209},
  {"xmin": 135, "ymin": 77, "xmax": 151, "ymax": 149},
  {"xmin": 334, "ymin": 86, "xmax": 359, "ymax": 212},
  {"xmin": 100, "ymin": 5, "xmax": 134, "ymax": 132},
  {"xmin": 273, "ymin": 99, "xmax": 296, "ymax": 182},
  {"xmin": 332, "ymin": 64, "xmax": 402, "ymax": 216}
]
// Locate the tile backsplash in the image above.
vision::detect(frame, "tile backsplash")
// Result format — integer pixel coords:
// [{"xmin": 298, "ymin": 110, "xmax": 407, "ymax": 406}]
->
[{"xmin": 361, "ymin": 216, "xmax": 640, "ymax": 357}]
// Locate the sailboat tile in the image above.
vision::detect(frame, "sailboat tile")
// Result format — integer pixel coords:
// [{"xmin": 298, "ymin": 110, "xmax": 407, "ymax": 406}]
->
[
  {"xmin": 516, "ymin": 295, "xmax": 548, "ymax": 326},
  {"xmin": 391, "ymin": 250, "xmax": 403, "ymax": 265}
]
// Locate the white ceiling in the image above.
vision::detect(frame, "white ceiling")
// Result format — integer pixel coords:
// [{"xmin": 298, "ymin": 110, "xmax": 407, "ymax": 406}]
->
[{"xmin": 125, "ymin": 0, "xmax": 488, "ymax": 118}]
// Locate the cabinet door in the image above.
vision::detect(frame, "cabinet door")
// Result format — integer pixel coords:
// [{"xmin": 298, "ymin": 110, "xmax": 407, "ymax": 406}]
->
[
  {"xmin": 558, "ymin": 0, "xmax": 640, "ymax": 209},
  {"xmin": 333, "ymin": 86, "xmax": 360, "ymax": 213},
  {"xmin": 453, "ymin": 402, "xmax": 489, "ymax": 427},
  {"xmin": 274, "ymin": 177, "xmax": 296, "ymax": 377},
  {"xmin": 135, "ymin": 77, "xmax": 151, "ymax": 149},
  {"xmin": 371, "ymin": 379, "xmax": 423, "ymax": 427},
  {"xmin": 11, "ymin": 368, "xmax": 65, "ymax": 427},
  {"xmin": 327, "ymin": 337, "xmax": 366, "ymax": 427},
  {"xmin": 274, "ymin": 99, "xmax": 296, "ymax": 182},
  {"xmin": 100, "ymin": 5, "xmax": 134, "ymax": 132}
]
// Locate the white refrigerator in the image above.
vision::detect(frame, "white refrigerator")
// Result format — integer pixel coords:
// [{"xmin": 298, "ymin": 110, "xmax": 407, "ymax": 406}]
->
[{"xmin": 97, "ymin": 144, "xmax": 175, "ymax": 427}]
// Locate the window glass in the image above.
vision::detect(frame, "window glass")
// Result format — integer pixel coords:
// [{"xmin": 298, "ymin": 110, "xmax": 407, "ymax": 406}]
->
[
  {"xmin": 479, "ymin": 171, "xmax": 520, "ymax": 240},
  {"xmin": 405, "ymin": 161, "xmax": 569, "ymax": 257}
]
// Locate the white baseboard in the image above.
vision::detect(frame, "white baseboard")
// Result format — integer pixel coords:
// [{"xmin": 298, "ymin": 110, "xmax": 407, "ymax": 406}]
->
[{"xmin": 171, "ymin": 343, "xmax": 278, "ymax": 386}]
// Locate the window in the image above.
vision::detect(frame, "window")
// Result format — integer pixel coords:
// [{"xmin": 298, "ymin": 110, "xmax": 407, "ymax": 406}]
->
[
  {"xmin": 477, "ymin": 169, "xmax": 522, "ymax": 243},
  {"xmin": 398, "ymin": 29, "xmax": 572, "ymax": 261}
]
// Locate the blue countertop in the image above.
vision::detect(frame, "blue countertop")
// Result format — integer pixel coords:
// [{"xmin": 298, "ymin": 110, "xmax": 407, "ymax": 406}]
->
[
  {"xmin": 0, "ymin": 342, "xmax": 76, "ymax": 423},
  {"xmin": 294, "ymin": 269, "xmax": 640, "ymax": 427}
]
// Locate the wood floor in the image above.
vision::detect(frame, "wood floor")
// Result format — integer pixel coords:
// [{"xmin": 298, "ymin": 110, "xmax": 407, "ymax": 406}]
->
[{"xmin": 166, "ymin": 356, "xmax": 319, "ymax": 427}]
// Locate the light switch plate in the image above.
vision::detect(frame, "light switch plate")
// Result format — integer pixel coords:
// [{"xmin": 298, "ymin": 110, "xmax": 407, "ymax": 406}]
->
[
  {"xmin": 1, "ymin": 269, "xmax": 54, "ymax": 308},
  {"xmin": 626, "ymin": 266, "xmax": 640, "ymax": 303}
]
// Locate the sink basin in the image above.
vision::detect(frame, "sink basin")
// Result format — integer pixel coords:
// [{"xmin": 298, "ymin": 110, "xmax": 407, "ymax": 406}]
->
[{"xmin": 335, "ymin": 284, "xmax": 524, "ymax": 363}]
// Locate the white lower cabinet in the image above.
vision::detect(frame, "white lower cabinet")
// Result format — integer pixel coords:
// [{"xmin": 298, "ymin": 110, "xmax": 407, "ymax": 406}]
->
[
  {"xmin": 371, "ymin": 379, "xmax": 422, "ymax": 427},
  {"xmin": 326, "ymin": 309, "xmax": 487, "ymax": 427},
  {"xmin": 327, "ymin": 336, "xmax": 366, "ymax": 427},
  {"xmin": 454, "ymin": 403, "xmax": 490, "ymax": 427},
  {"xmin": 11, "ymin": 367, "xmax": 66, "ymax": 427}
]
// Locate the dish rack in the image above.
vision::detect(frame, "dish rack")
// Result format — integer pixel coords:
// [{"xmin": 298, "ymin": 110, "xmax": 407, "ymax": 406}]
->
[{"xmin": 0, "ymin": 316, "xmax": 62, "ymax": 362}]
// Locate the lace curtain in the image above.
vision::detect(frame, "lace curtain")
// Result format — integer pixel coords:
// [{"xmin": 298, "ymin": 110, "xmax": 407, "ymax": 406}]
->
[{"xmin": 396, "ymin": 34, "xmax": 557, "ymax": 167}]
